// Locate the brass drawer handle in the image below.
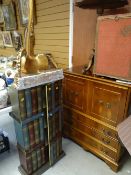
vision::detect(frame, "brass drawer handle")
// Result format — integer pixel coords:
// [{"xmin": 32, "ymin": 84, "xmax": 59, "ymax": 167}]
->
[
  {"xmin": 102, "ymin": 138, "xmax": 110, "ymax": 145},
  {"xmin": 103, "ymin": 129, "xmax": 111, "ymax": 137},
  {"xmin": 105, "ymin": 102, "xmax": 111, "ymax": 109},
  {"xmin": 100, "ymin": 148, "xmax": 108, "ymax": 155},
  {"xmin": 55, "ymin": 86, "xmax": 59, "ymax": 90}
]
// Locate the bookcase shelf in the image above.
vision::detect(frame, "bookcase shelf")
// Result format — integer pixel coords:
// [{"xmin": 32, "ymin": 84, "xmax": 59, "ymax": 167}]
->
[{"xmin": 9, "ymin": 73, "xmax": 64, "ymax": 175}]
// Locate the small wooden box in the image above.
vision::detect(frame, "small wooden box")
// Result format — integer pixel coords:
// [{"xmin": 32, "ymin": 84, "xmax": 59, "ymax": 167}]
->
[{"xmin": 94, "ymin": 13, "xmax": 131, "ymax": 81}]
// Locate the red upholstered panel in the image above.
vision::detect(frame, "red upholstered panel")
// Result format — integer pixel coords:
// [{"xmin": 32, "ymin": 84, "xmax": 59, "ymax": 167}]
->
[{"xmin": 94, "ymin": 14, "xmax": 131, "ymax": 81}]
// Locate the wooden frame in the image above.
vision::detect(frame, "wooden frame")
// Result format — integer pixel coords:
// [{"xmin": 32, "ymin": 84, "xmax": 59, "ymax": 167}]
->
[
  {"xmin": 17, "ymin": 0, "xmax": 29, "ymax": 26},
  {"xmin": 94, "ymin": 13, "xmax": 131, "ymax": 81},
  {"xmin": 2, "ymin": 2, "xmax": 17, "ymax": 30},
  {"xmin": 2, "ymin": 31, "xmax": 13, "ymax": 47}
]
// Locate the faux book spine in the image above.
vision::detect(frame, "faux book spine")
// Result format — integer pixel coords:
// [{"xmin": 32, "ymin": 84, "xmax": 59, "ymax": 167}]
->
[
  {"xmin": 28, "ymin": 122, "xmax": 36, "ymax": 149},
  {"xmin": 26, "ymin": 155, "xmax": 32, "ymax": 174},
  {"xmin": 37, "ymin": 86, "xmax": 43, "ymax": 113},
  {"xmin": 41, "ymin": 146, "xmax": 45, "ymax": 165},
  {"xmin": 25, "ymin": 89, "xmax": 32, "ymax": 118},
  {"xmin": 31, "ymin": 88, "xmax": 38, "ymax": 115},
  {"xmin": 14, "ymin": 120, "xmax": 30, "ymax": 151},
  {"xmin": 31, "ymin": 151, "xmax": 37, "ymax": 172},
  {"xmin": 22, "ymin": 125, "xmax": 30, "ymax": 150},
  {"xmin": 39, "ymin": 117, "xmax": 45, "ymax": 143},
  {"xmin": 42, "ymin": 86, "xmax": 46, "ymax": 109},
  {"xmin": 18, "ymin": 90, "xmax": 27, "ymax": 120},
  {"xmin": 34, "ymin": 119, "xmax": 40, "ymax": 145},
  {"xmin": 36, "ymin": 148, "xmax": 42, "ymax": 168}
]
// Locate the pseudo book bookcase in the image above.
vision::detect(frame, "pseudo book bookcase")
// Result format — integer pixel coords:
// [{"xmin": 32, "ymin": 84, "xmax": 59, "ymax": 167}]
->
[{"xmin": 9, "ymin": 70, "xmax": 64, "ymax": 175}]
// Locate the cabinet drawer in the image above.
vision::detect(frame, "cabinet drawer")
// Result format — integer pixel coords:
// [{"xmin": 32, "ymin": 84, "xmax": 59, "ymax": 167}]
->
[
  {"xmin": 64, "ymin": 107, "xmax": 118, "ymax": 140},
  {"xmin": 88, "ymin": 82, "xmax": 128, "ymax": 126},
  {"xmin": 64, "ymin": 118, "xmax": 119, "ymax": 150},
  {"xmin": 64, "ymin": 122, "xmax": 117, "ymax": 161},
  {"xmin": 63, "ymin": 75, "xmax": 87, "ymax": 112}
]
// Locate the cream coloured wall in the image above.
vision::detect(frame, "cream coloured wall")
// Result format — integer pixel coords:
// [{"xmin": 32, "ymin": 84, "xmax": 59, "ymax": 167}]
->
[{"xmin": 0, "ymin": 0, "xmax": 70, "ymax": 68}]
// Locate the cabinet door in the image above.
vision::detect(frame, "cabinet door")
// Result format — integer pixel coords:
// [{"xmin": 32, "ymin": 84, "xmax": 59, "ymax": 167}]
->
[
  {"xmin": 88, "ymin": 82, "xmax": 129, "ymax": 126},
  {"xmin": 64, "ymin": 75, "xmax": 87, "ymax": 112}
]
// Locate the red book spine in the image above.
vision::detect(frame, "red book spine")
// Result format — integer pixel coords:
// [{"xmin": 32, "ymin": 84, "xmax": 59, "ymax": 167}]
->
[
  {"xmin": 28, "ymin": 122, "xmax": 36, "ymax": 149},
  {"xmin": 41, "ymin": 146, "xmax": 45, "ymax": 165}
]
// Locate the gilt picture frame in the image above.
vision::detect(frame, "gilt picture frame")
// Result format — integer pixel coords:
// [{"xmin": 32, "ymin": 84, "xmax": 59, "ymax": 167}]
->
[
  {"xmin": 17, "ymin": 0, "xmax": 29, "ymax": 26},
  {"xmin": 3, "ymin": 31, "xmax": 13, "ymax": 47},
  {"xmin": 0, "ymin": 6, "xmax": 4, "ymax": 24},
  {"xmin": 17, "ymin": 0, "xmax": 37, "ymax": 26},
  {"xmin": 2, "ymin": 2, "xmax": 17, "ymax": 30},
  {"xmin": 0, "ymin": 31, "xmax": 4, "ymax": 48}
]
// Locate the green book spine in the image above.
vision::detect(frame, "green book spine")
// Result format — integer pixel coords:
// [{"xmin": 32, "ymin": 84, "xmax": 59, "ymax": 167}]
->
[
  {"xmin": 34, "ymin": 119, "xmax": 40, "ymax": 145},
  {"xmin": 37, "ymin": 86, "xmax": 43, "ymax": 113},
  {"xmin": 25, "ymin": 89, "xmax": 32, "ymax": 118},
  {"xmin": 22, "ymin": 125, "xmax": 30, "ymax": 150},
  {"xmin": 18, "ymin": 90, "xmax": 26, "ymax": 120},
  {"xmin": 36, "ymin": 148, "xmax": 42, "ymax": 168},
  {"xmin": 31, "ymin": 151, "xmax": 38, "ymax": 172}
]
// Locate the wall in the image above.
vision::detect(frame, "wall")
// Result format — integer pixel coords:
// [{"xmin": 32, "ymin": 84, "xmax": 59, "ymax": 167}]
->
[
  {"xmin": 34, "ymin": 0, "xmax": 70, "ymax": 68},
  {"xmin": 0, "ymin": 0, "xmax": 70, "ymax": 69},
  {"xmin": 73, "ymin": 0, "xmax": 131, "ymax": 67}
]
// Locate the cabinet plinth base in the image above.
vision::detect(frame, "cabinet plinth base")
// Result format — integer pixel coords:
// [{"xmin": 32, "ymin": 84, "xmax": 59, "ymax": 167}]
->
[{"xmin": 18, "ymin": 162, "xmax": 50, "ymax": 175}]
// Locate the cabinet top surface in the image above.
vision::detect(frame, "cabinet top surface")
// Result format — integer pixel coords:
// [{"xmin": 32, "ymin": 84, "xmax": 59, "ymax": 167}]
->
[
  {"xmin": 64, "ymin": 66, "xmax": 131, "ymax": 88},
  {"xmin": 12, "ymin": 69, "xmax": 64, "ymax": 90}
]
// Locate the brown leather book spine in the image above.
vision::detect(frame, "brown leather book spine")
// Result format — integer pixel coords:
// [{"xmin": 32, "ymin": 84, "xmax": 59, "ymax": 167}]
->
[
  {"xmin": 28, "ymin": 122, "xmax": 36, "ymax": 149},
  {"xmin": 18, "ymin": 90, "xmax": 27, "ymax": 120}
]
